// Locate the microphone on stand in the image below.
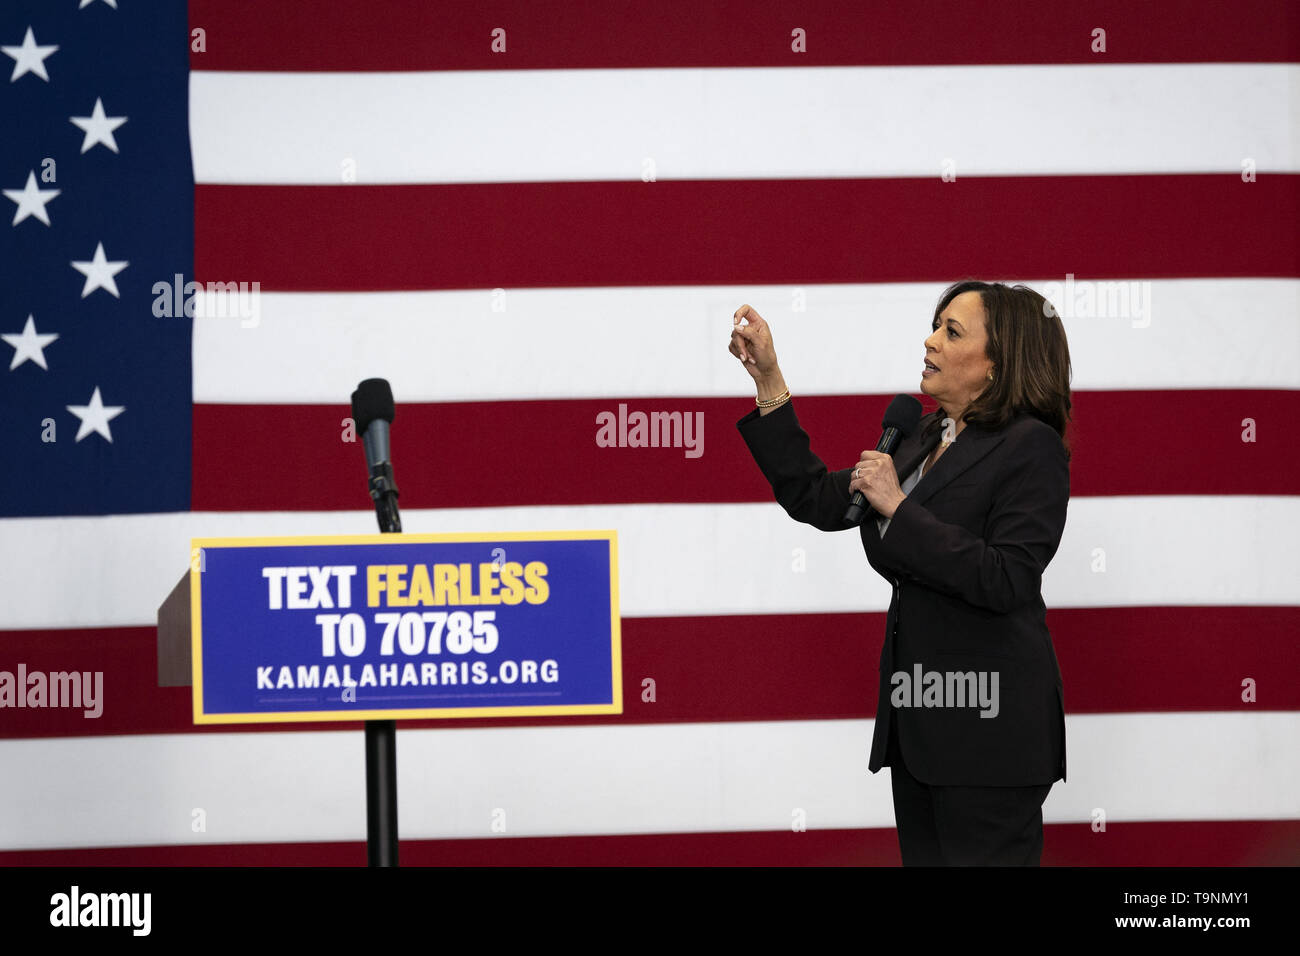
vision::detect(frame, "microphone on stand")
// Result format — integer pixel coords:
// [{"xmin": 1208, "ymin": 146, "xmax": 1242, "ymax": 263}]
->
[
  {"xmin": 844, "ymin": 394, "xmax": 923, "ymax": 525},
  {"xmin": 351, "ymin": 378, "xmax": 401, "ymax": 534},
  {"xmin": 349, "ymin": 377, "xmax": 402, "ymax": 868}
]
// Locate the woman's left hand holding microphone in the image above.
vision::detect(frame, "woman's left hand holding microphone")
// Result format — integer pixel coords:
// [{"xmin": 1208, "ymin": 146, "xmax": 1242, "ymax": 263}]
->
[{"xmin": 849, "ymin": 449, "xmax": 907, "ymax": 520}]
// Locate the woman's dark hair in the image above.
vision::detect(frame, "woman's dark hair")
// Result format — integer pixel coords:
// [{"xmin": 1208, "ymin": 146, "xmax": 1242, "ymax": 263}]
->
[{"xmin": 922, "ymin": 280, "xmax": 1073, "ymax": 460}]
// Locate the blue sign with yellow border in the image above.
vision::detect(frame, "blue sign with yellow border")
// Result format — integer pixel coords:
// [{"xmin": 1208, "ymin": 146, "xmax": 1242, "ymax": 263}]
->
[{"xmin": 191, "ymin": 531, "xmax": 621, "ymax": 724}]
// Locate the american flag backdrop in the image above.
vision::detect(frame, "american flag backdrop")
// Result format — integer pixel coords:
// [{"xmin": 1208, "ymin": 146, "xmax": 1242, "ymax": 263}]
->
[{"xmin": 1, "ymin": 0, "xmax": 1297, "ymax": 866}]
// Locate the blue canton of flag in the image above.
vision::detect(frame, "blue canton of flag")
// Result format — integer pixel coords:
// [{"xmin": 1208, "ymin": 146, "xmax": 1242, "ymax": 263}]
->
[{"xmin": 1, "ymin": 0, "xmax": 192, "ymax": 517}]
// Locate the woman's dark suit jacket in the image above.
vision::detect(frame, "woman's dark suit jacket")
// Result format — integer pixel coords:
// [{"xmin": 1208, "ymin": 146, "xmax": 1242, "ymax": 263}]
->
[{"xmin": 737, "ymin": 400, "xmax": 1069, "ymax": 788}]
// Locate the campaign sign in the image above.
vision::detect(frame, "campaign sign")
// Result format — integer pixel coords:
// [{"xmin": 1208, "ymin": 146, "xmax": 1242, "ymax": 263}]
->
[{"xmin": 190, "ymin": 531, "xmax": 621, "ymax": 724}]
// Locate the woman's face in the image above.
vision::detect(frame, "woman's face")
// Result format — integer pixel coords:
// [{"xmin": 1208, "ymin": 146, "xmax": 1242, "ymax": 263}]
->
[{"xmin": 921, "ymin": 290, "xmax": 995, "ymax": 413}]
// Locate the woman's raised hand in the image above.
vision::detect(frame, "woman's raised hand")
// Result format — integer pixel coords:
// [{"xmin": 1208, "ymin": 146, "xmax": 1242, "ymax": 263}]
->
[{"xmin": 730, "ymin": 304, "xmax": 781, "ymax": 381}]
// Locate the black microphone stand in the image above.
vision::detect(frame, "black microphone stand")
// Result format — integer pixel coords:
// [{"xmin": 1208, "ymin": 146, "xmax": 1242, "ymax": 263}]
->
[{"xmin": 366, "ymin": 453, "xmax": 401, "ymax": 866}]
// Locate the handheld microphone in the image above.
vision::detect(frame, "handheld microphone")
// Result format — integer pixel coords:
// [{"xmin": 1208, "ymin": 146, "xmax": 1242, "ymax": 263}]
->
[
  {"xmin": 351, "ymin": 378, "xmax": 402, "ymax": 533},
  {"xmin": 844, "ymin": 394, "xmax": 923, "ymax": 525}
]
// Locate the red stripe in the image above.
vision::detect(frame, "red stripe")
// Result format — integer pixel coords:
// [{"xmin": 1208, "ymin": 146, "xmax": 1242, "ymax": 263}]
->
[
  {"xmin": 194, "ymin": 176, "xmax": 1300, "ymax": 291},
  {"xmin": 187, "ymin": 0, "xmax": 1298, "ymax": 71},
  {"xmin": 2, "ymin": 606, "xmax": 1295, "ymax": 739},
  {"xmin": 191, "ymin": 391, "xmax": 1300, "ymax": 512},
  {"xmin": 2, "ymin": 818, "xmax": 1297, "ymax": 865}
]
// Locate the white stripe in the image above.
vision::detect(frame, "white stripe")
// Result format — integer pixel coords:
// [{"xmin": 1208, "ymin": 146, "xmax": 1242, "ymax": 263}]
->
[
  {"xmin": 0, "ymin": 497, "xmax": 1295, "ymax": 630},
  {"xmin": 191, "ymin": 279, "xmax": 1300, "ymax": 403},
  {"xmin": 0, "ymin": 711, "xmax": 1295, "ymax": 850},
  {"xmin": 189, "ymin": 64, "xmax": 1300, "ymax": 184}
]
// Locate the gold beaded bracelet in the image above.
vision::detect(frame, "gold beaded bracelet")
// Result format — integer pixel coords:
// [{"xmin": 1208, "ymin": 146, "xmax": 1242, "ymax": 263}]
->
[{"xmin": 755, "ymin": 388, "xmax": 791, "ymax": 409}]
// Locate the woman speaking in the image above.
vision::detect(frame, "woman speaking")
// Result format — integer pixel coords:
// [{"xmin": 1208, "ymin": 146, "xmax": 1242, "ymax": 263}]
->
[{"xmin": 730, "ymin": 281, "xmax": 1072, "ymax": 866}]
